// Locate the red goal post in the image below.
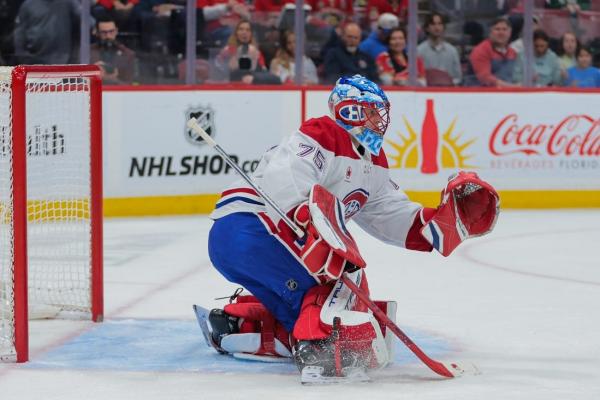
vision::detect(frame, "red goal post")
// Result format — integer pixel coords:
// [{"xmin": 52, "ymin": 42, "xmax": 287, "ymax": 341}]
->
[{"xmin": 0, "ymin": 65, "xmax": 103, "ymax": 363}]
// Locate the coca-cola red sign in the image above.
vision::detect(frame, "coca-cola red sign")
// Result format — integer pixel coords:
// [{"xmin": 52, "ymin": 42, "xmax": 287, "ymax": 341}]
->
[{"xmin": 490, "ymin": 114, "xmax": 600, "ymax": 157}]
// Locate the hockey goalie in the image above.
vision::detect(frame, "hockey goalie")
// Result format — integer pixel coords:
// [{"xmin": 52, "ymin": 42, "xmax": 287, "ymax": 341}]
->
[{"xmin": 194, "ymin": 75, "xmax": 499, "ymax": 382}]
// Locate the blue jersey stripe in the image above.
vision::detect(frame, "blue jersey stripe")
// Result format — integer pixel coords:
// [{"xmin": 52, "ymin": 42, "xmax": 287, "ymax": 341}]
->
[{"xmin": 216, "ymin": 196, "xmax": 265, "ymax": 209}]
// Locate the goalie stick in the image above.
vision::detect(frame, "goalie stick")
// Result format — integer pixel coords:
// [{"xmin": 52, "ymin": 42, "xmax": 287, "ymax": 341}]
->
[{"xmin": 187, "ymin": 117, "xmax": 474, "ymax": 379}]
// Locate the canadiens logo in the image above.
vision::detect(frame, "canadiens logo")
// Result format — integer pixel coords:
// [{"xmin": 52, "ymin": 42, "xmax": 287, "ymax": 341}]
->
[
  {"xmin": 185, "ymin": 105, "xmax": 215, "ymax": 145},
  {"xmin": 342, "ymin": 189, "xmax": 369, "ymax": 219}
]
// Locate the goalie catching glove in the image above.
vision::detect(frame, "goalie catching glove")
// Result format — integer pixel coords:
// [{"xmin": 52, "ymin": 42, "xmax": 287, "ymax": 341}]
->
[
  {"xmin": 294, "ymin": 184, "xmax": 366, "ymax": 281},
  {"xmin": 421, "ymin": 171, "xmax": 499, "ymax": 257}
]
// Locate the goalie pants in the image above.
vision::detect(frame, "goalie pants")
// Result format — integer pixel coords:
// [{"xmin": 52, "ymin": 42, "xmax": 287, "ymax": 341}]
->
[{"xmin": 208, "ymin": 212, "xmax": 318, "ymax": 332}]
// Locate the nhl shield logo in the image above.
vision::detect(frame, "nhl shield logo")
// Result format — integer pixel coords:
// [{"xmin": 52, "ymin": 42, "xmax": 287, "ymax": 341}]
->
[{"xmin": 185, "ymin": 106, "xmax": 215, "ymax": 144}]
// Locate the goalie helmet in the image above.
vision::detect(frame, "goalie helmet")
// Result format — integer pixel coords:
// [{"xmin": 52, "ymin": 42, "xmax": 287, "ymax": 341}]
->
[{"xmin": 328, "ymin": 75, "xmax": 390, "ymax": 155}]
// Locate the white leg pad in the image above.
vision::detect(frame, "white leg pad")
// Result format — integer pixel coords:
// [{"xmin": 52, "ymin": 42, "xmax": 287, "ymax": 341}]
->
[{"xmin": 319, "ymin": 271, "xmax": 391, "ymax": 368}]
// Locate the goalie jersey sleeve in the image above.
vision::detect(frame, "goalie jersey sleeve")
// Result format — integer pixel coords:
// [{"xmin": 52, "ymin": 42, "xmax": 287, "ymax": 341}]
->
[
  {"xmin": 352, "ymin": 179, "xmax": 422, "ymax": 248},
  {"xmin": 210, "ymin": 116, "xmax": 424, "ymax": 250}
]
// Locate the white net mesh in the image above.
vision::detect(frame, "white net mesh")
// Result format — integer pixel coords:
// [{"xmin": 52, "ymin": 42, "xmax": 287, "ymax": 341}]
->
[
  {"xmin": 0, "ymin": 68, "xmax": 94, "ymax": 361},
  {"xmin": 26, "ymin": 77, "xmax": 92, "ymax": 312}
]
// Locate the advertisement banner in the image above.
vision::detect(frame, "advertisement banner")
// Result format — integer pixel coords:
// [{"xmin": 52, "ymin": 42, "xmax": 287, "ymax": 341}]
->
[
  {"xmin": 103, "ymin": 90, "xmax": 301, "ymax": 198},
  {"xmin": 102, "ymin": 88, "xmax": 599, "ymax": 215},
  {"xmin": 307, "ymin": 90, "xmax": 600, "ymax": 191}
]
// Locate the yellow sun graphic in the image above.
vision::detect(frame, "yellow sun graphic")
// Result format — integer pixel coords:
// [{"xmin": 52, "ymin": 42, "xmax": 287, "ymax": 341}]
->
[{"xmin": 386, "ymin": 116, "xmax": 476, "ymax": 170}]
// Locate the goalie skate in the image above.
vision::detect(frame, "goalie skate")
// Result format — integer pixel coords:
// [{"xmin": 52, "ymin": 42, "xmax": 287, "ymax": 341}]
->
[
  {"xmin": 300, "ymin": 366, "xmax": 370, "ymax": 385},
  {"xmin": 193, "ymin": 304, "xmax": 293, "ymax": 362},
  {"xmin": 192, "ymin": 304, "xmax": 226, "ymax": 353}
]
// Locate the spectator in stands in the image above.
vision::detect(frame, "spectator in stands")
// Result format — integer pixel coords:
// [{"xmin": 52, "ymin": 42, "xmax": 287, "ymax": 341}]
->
[
  {"xmin": 509, "ymin": 14, "xmax": 540, "ymax": 55},
  {"xmin": 305, "ymin": 0, "xmax": 353, "ymax": 62},
  {"xmin": 466, "ymin": 17, "xmax": 518, "ymax": 87},
  {"xmin": 197, "ymin": 0, "xmax": 250, "ymax": 48},
  {"xmin": 91, "ymin": 17, "xmax": 137, "ymax": 84},
  {"xmin": 417, "ymin": 12, "xmax": 462, "ymax": 85},
  {"xmin": 558, "ymin": 31, "xmax": 579, "ymax": 76},
  {"xmin": 13, "ymin": 0, "xmax": 80, "ymax": 64},
  {"xmin": 565, "ymin": 45, "xmax": 600, "ymax": 87},
  {"xmin": 323, "ymin": 22, "xmax": 378, "ymax": 84},
  {"xmin": 365, "ymin": 0, "xmax": 407, "ymax": 30},
  {"xmin": 217, "ymin": 20, "xmax": 264, "ymax": 81},
  {"xmin": 92, "ymin": 0, "xmax": 139, "ymax": 30},
  {"xmin": 216, "ymin": 20, "xmax": 279, "ymax": 84},
  {"xmin": 315, "ymin": 16, "xmax": 345, "ymax": 64},
  {"xmin": 254, "ymin": 0, "xmax": 295, "ymax": 13},
  {"xmin": 134, "ymin": 0, "xmax": 182, "ymax": 17},
  {"xmin": 376, "ymin": 27, "xmax": 425, "ymax": 86},
  {"xmin": 513, "ymin": 29, "xmax": 561, "ymax": 86},
  {"xmin": 358, "ymin": 13, "xmax": 399, "ymax": 60},
  {"xmin": 307, "ymin": 0, "xmax": 353, "ymax": 18},
  {"xmin": 129, "ymin": 0, "xmax": 184, "ymax": 56},
  {"xmin": 269, "ymin": 31, "xmax": 318, "ymax": 84},
  {"xmin": 252, "ymin": 0, "xmax": 294, "ymax": 35},
  {"xmin": 0, "ymin": 0, "xmax": 24, "ymax": 65}
]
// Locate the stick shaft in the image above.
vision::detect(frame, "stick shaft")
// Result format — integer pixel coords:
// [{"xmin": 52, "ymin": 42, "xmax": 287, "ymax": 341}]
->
[{"xmin": 187, "ymin": 118, "xmax": 305, "ymax": 238}]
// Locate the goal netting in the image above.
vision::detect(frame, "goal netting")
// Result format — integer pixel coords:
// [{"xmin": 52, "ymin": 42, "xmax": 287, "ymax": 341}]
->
[{"xmin": 0, "ymin": 65, "xmax": 103, "ymax": 362}]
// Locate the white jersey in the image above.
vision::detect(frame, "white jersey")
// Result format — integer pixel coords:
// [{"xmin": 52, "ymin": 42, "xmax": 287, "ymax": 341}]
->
[{"xmin": 210, "ymin": 116, "xmax": 425, "ymax": 257}]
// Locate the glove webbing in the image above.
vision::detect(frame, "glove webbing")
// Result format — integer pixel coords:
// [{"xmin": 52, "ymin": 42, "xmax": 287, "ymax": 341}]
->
[{"xmin": 455, "ymin": 182, "xmax": 482, "ymax": 199}]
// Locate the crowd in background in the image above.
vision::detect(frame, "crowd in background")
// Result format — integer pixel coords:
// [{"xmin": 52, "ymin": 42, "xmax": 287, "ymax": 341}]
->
[{"xmin": 1, "ymin": 0, "xmax": 599, "ymax": 87}]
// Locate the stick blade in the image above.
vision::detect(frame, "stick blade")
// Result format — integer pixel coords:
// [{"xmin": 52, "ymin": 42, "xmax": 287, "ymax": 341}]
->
[{"xmin": 441, "ymin": 361, "xmax": 481, "ymax": 377}]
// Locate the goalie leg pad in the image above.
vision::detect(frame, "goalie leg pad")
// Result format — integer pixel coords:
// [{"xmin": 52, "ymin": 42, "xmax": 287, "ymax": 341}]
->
[
  {"xmin": 292, "ymin": 271, "xmax": 391, "ymax": 371},
  {"xmin": 211, "ymin": 295, "xmax": 293, "ymax": 358}
]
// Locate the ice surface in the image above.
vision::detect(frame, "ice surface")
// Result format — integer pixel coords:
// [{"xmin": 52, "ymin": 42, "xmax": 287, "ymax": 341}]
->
[{"xmin": 1, "ymin": 210, "xmax": 599, "ymax": 399}]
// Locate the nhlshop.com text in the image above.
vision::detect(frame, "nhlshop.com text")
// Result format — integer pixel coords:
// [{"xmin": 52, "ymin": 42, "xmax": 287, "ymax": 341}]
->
[{"xmin": 129, "ymin": 154, "xmax": 260, "ymax": 177}]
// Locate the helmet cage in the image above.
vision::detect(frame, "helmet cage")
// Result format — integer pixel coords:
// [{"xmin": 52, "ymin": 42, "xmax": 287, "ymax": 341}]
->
[{"xmin": 334, "ymin": 99, "xmax": 390, "ymax": 136}]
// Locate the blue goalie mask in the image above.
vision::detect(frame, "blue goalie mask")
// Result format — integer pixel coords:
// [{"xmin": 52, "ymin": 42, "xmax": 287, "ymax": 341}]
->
[{"xmin": 328, "ymin": 75, "xmax": 390, "ymax": 155}]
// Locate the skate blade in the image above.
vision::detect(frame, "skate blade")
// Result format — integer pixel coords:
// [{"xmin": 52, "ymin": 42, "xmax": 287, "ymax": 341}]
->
[
  {"xmin": 301, "ymin": 366, "xmax": 371, "ymax": 385},
  {"xmin": 192, "ymin": 304, "xmax": 226, "ymax": 353},
  {"xmin": 232, "ymin": 353, "xmax": 292, "ymax": 363}
]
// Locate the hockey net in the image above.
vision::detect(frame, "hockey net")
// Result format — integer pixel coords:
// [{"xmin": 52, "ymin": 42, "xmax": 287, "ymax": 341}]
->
[{"xmin": 0, "ymin": 66, "xmax": 103, "ymax": 362}]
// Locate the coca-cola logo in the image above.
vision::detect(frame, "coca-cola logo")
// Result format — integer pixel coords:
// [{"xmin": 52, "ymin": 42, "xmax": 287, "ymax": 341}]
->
[{"xmin": 490, "ymin": 114, "xmax": 600, "ymax": 157}]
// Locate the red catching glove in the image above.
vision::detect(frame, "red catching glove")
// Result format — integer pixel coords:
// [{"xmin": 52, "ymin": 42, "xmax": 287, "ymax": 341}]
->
[
  {"xmin": 420, "ymin": 171, "xmax": 499, "ymax": 256},
  {"xmin": 294, "ymin": 185, "xmax": 366, "ymax": 281}
]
